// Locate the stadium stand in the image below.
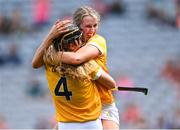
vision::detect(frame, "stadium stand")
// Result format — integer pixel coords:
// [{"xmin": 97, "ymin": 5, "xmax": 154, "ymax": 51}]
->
[{"xmin": 0, "ymin": 0, "xmax": 180, "ymax": 128}]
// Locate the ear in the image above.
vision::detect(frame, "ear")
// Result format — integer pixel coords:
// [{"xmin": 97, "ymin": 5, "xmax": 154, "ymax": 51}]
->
[{"xmin": 79, "ymin": 24, "xmax": 83, "ymax": 30}]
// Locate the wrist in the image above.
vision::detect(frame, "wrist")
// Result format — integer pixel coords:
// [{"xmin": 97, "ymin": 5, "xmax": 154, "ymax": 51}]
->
[
  {"xmin": 46, "ymin": 34, "xmax": 54, "ymax": 42},
  {"xmin": 43, "ymin": 36, "xmax": 53, "ymax": 48},
  {"xmin": 93, "ymin": 68, "xmax": 102, "ymax": 80}
]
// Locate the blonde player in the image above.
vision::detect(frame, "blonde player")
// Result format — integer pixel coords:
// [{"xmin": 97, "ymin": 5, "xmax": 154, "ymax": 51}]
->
[
  {"xmin": 52, "ymin": 6, "xmax": 119, "ymax": 130},
  {"xmin": 32, "ymin": 23, "xmax": 116, "ymax": 130}
]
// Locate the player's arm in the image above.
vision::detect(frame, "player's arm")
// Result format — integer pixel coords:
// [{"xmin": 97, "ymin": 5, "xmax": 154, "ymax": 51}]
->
[
  {"xmin": 32, "ymin": 36, "xmax": 53, "ymax": 68},
  {"xmin": 95, "ymin": 68, "xmax": 116, "ymax": 90},
  {"xmin": 57, "ymin": 44, "xmax": 101, "ymax": 65},
  {"xmin": 32, "ymin": 20, "xmax": 71, "ymax": 68}
]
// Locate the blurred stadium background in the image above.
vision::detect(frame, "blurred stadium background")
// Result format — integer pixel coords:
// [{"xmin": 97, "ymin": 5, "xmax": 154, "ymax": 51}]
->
[{"xmin": 0, "ymin": 0, "xmax": 180, "ymax": 129}]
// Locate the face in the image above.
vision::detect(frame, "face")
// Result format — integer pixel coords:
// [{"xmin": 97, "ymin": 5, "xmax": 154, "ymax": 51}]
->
[{"xmin": 80, "ymin": 15, "xmax": 99, "ymax": 41}]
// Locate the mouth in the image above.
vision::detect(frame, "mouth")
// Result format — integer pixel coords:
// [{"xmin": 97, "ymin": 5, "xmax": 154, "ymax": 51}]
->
[{"xmin": 87, "ymin": 33, "xmax": 94, "ymax": 36}]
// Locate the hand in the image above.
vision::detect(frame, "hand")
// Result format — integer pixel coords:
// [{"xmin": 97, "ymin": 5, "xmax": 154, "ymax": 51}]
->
[{"xmin": 47, "ymin": 19, "xmax": 72, "ymax": 40}]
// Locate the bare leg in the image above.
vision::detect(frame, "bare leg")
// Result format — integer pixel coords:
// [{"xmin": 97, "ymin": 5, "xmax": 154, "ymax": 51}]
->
[{"xmin": 102, "ymin": 119, "xmax": 119, "ymax": 130}]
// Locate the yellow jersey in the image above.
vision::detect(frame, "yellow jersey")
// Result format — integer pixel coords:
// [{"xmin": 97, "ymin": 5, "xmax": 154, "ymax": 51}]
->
[
  {"xmin": 87, "ymin": 34, "xmax": 114, "ymax": 104},
  {"xmin": 45, "ymin": 63, "xmax": 101, "ymax": 122}
]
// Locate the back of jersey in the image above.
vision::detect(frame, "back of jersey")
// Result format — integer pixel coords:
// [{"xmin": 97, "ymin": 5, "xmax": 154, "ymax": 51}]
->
[{"xmin": 45, "ymin": 64, "xmax": 101, "ymax": 122}]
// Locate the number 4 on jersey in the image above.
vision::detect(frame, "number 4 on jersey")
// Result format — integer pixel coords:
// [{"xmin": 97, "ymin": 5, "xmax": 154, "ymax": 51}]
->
[{"xmin": 54, "ymin": 77, "xmax": 72, "ymax": 100}]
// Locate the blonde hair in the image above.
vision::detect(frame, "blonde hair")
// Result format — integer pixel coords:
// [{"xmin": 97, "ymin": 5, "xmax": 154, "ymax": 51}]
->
[
  {"xmin": 73, "ymin": 6, "xmax": 101, "ymax": 27},
  {"xmin": 43, "ymin": 45, "xmax": 99, "ymax": 80}
]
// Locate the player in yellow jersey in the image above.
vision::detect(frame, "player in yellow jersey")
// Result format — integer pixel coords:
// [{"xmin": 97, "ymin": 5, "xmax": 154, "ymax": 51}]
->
[
  {"xmin": 51, "ymin": 6, "xmax": 119, "ymax": 130},
  {"xmin": 32, "ymin": 23, "xmax": 116, "ymax": 129}
]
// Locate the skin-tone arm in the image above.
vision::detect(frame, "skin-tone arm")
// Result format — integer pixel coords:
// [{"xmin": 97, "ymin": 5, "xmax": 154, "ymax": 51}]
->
[
  {"xmin": 32, "ymin": 20, "xmax": 71, "ymax": 68},
  {"xmin": 57, "ymin": 44, "xmax": 100, "ymax": 65},
  {"xmin": 96, "ymin": 68, "xmax": 116, "ymax": 90}
]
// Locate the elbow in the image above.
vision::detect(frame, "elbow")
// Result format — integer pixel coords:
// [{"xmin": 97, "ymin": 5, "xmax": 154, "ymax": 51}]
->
[
  {"xmin": 69, "ymin": 55, "xmax": 83, "ymax": 65},
  {"xmin": 32, "ymin": 61, "xmax": 38, "ymax": 69},
  {"xmin": 32, "ymin": 59, "xmax": 42, "ymax": 69}
]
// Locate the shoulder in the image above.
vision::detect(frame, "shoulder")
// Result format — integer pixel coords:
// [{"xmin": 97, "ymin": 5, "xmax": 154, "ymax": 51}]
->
[
  {"xmin": 87, "ymin": 34, "xmax": 107, "ymax": 55},
  {"xmin": 89, "ymin": 34, "xmax": 106, "ymax": 43}
]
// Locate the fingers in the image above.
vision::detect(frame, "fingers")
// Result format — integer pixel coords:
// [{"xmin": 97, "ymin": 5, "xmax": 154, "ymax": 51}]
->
[
  {"xmin": 55, "ymin": 19, "xmax": 72, "ymax": 28},
  {"xmin": 55, "ymin": 20, "xmax": 72, "ymax": 33},
  {"xmin": 75, "ymin": 40, "xmax": 79, "ymax": 46},
  {"xmin": 57, "ymin": 25, "xmax": 68, "ymax": 33},
  {"xmin": 75, "ymin": 39, "xmax": 82, "ymax": 48},
  {"xmin": 49, "ymin": 20, "xmax": 72, "ymax": 39},
  {"xmin": 55, "ymin": 19, "xmax": 61, "ymax": 24},
  {"xmin": 77, "ymin": 38, "xmax": 84, "ymax": 47}
]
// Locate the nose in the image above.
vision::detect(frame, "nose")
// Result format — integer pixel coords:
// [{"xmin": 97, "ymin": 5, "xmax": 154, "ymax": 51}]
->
[{"xmin": 89, "ymin": 26, "xmax": 95, "ymax": 31}]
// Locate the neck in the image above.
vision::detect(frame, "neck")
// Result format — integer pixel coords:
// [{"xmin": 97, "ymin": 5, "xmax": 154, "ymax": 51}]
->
[{"xmin": 83, "ymin": 36, "xmax": 90, "ymax": 43}]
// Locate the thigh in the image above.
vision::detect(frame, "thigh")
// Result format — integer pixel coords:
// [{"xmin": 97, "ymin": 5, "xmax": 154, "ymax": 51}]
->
[
  {"xmin": 58, "ymin": 118, "xmax": 103, "ymax": 130},
  {"xmin": 102, "ymin": 119, "xmax": 119, "ymax": 130},
  {"xmin": 101, "ymin": 102, "xmax": 119, "ymax": 130}
]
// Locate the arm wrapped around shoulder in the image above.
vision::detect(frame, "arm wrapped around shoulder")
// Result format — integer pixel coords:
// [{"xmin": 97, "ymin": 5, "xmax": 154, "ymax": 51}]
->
[
  {"xmin": 43, "ymin": 48, "xmax": 100, "ymax": 80},
  {"xmin": 60, "ymin": 60, "xmax": 100, "ymax": 80},
  {"xmin": 43, "ymin": 44, "xmax": 115, "ymax": 89}
]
